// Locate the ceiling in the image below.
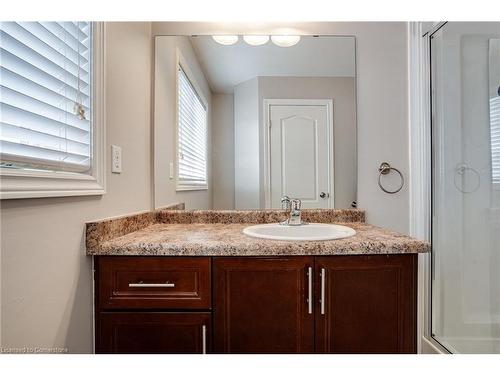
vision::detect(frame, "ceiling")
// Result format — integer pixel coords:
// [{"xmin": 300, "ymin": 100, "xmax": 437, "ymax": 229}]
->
[{"xmin": 189, "ymin": 36, "xmax": 356, "ymax": 94}]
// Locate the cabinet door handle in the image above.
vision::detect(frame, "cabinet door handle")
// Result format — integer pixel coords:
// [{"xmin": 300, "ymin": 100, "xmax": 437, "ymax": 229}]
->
[
  {"xmin": 202, "ymin": 324, "xmax": 207, "ymax": 354},
  {"xmin": 128, "ymin": 282, "xmax": 175, "ymax": 288},
  {"xmin": 307, "ymin": 266, "xmax": 312, "ymax": 314},
  {"xmin": 320, "ymin": 268, "xmax": 326, "ymax": 315}
]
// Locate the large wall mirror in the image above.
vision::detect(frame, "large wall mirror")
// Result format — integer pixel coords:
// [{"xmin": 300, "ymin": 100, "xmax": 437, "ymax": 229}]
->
[{"xmin": 154, "ymin": 35, "xmax": 357, "ymax": 210}]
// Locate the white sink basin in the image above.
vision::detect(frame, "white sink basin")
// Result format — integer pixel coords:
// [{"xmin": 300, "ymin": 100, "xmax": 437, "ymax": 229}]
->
[{"xmin": 243, "ymin": 223, "xmax": 356, "ymax": 241}]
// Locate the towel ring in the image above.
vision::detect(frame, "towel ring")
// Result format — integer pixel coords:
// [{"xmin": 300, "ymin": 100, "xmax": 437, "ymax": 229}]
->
[
  {"xmin": 453, "ymin": 163, "xmax": 480, "ymax": 194},
  {"xmin": 378, "ymin": 162, "xmax": 404, "ymax": 194}
]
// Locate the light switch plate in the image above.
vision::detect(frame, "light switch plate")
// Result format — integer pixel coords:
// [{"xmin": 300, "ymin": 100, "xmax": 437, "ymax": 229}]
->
[
  {"xmin": 111, "ymin": 145, "xmax": 122, "ymax": 173},
  {"xmin": 169, "ymin": 162, "xmax": 174, "ymax": 179}
]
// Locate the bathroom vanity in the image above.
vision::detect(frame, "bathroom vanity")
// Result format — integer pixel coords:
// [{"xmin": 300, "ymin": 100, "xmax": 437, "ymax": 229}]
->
[{"xmin": 87, "ymin": 208, "xmax": 429, "ymax": 354}]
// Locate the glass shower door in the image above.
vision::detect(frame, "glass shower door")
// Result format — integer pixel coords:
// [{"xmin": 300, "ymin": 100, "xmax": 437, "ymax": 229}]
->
[{"xmin": 431, "ymin": 22, "xmax": 500, "ymax": 353}]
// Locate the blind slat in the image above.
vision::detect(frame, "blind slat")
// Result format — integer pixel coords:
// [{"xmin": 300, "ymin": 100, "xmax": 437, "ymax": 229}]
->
[
  {"xmin": 1, "ymin": 140, "xmax": 90, "ymax": 164},
  {"xmin": 179, "ymin": 160, "xmax": 206, "ymax": 174},
  {"xmin": 1, "ymin": 67, "xmax": 90, "ymax": 112},
  {"xmin": 6, "ymin": 22, "xmax": 90, "ymax": 79},
  {"xmin": 179, "ymin": 147, "xmax": 206, "ymax": 162},
  {"xmin": 0, "ymin": 149, "xmax": 90, "ymax": 173},
  {"xmin": 179, "ymin": 110, "xmax": 207, "ymax": 138},
  {"xmin": 178, "ymin": 146, "xmax": 206, "ymax": 164},
  {"xmin": 1, "ymin": 102, "xmax": 90, "ymax": 135},
  {"xmin": 179, "ymin": 128, "xmax": 206, "ymax": 154},
  {"xmin": 1, "ymin": 29, "xmax": 90, "ymax": 89},
  {"xmin": 40, "ymin": 22, "xmax": 89, "ymax": 55},
  {"xmin": 0, "ymin": 122, "xmax": 90, "ymax": 149},
  {"xmin": 1, "ymin": 86, "xmax": 91, "ymax": 131},
  {"xmin": 23, "ymin": 22, "xmax": 90, "ymax": 65},
  {"xmin": 0, "ymin": 50, "xmax": 90, "ymax": 100}
]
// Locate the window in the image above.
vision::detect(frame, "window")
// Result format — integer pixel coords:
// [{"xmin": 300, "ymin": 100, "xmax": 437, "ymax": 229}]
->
[
  {"xmin": 176, "ymin": 59, "xmax": 208, "ymax": 190},
  {"xmin": 0, "ymin": 22, "xmax": 105, "ymax": 199}
]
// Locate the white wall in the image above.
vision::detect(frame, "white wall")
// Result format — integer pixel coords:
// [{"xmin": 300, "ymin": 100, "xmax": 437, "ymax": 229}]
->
[
  {"xmin": 154, "ymin": 36, "xmax": 213, "ymax": 209},
  {"xmin": 234, "ymin": 78, "xmax": 260, "ymax": 209},
  {"xmin": 257, "ymin": 76, "xmax": 357, "ymax": 208},
  {"xmin": 153, "ymin": 22, "xmax": 410, "ymax": 233},
  {"xmin": 212, "ymin": 93, "xmax": 235, "ymax": 209},
  {"xmin": 0, "ymin": 22, "xmax": 153, "ymax": 353}
]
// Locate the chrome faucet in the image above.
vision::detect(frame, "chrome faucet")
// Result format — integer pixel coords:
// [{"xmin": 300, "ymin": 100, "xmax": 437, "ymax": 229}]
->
[{"xmin": 280, "ymin": 196, "xmax": 306, "ymax": 226}]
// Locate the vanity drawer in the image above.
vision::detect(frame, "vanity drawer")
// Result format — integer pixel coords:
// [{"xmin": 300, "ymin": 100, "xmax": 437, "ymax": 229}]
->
[{"xmin": 96, "ymin": 257, "xmax": 211, "ymax": 310}]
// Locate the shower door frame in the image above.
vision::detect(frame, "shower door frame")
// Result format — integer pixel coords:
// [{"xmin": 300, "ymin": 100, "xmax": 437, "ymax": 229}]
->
[{"xmin": 409, "ymin": 21, "xmax": 451, "ymax": 354}]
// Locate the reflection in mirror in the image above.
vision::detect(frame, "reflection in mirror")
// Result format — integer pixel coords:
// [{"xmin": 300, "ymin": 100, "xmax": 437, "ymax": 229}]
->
[{"xmin": 154, "ymin": 35, "xmax": 357, "ymax": 210}]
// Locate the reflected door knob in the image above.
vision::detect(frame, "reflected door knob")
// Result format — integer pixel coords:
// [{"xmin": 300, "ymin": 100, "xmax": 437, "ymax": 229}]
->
[{"xmin": 320, "ymin": 192, "xmax": 329, "ymax": 198}]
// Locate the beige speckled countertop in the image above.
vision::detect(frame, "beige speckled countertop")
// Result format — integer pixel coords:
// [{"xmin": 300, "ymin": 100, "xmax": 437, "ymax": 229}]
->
[
  {"xmin": 87, "ymin": 222, "xmax": 429, "ymax": 256},
  {"xmin": 86, "ymin": 207, "xmax": 430, "ymax": 256}
]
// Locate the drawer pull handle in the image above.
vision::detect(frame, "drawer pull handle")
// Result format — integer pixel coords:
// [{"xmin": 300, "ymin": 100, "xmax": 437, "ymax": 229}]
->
[{"xmin": 128, "ymin": 282, "xmax": 175, "ymax": 288}]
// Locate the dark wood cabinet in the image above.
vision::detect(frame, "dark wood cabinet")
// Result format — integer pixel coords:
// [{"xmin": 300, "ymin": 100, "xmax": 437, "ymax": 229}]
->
[
  {"xmin": 315, "ymin": 255, "xmax": 416, "ymax": 353},
  {"xmin": 213, "ymin": 257, "xmax": 314, "ymax": 353},
  {"xmin": 95, "ymin": 257, "xmax": 212, "ymax": 354},
  {"xmin": 94, "ymin": 254, "xmax": 417, "ymax": 354},
  {"xmin": 97, "ymin": 312, "xmax": 211, "ymax": 353}
]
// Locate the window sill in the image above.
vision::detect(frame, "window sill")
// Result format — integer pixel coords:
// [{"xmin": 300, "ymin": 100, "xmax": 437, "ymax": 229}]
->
[{"xmin": 0, "ymin": 168, "xmax": 105, "ymax": 199}]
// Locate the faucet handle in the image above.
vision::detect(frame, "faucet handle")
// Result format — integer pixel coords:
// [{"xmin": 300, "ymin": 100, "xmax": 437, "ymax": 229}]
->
[{"xmin": 281, "ymin": 195, "xmax": 291, "ymax": 210}]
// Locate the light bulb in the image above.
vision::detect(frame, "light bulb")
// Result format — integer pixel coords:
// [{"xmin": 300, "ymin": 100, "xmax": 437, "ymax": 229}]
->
[
  {"xmin": 271, "ymin": 35, "xmax": 301, "ymax": 47},
  {"xmin": 243, "ymin": 35, "xmax": 269, "ymax": 46},
  {"xmin": 212, "ymin": 35, "xmax": 239, "ymax": 45}
]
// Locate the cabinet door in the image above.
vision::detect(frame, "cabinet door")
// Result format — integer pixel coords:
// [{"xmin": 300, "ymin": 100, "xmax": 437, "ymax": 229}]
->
[
  {"xmin": 315, "ymin": 255, "xmax": 417, "ymax": 353},
  {"xmin": 97, "ymin": 312, "xmax": 211, "ymax": 353},
  {"xmin": 213, "ymin": 257, "xmax": 314, "ymax": 353}
]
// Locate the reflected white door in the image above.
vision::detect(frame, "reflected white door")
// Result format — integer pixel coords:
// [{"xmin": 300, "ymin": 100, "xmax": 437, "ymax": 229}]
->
[{"xmin": 269, "ymin": 101, "xmax": 332, "ymax": 208}]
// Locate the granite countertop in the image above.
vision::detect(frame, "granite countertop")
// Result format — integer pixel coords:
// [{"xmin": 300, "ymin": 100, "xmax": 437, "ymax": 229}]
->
[
  {"xmin": 87, "ymin": 222, "xmax": 430, "ymax": 256},
  {"xmin": 86, "ymin": 206, "xmax": 430, "ymax": 256}
]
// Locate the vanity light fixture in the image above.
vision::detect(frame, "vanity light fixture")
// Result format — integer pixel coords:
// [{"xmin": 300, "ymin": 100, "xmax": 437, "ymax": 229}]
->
[
  {"xmin": 243, "ymin": 35, "xmax": 269, "ymax": 46},
  {"xmin": 271, "ymin": 35, "xmax": 301, "ymax": 47},
  {"xmin": 212, "ymin": 35, "xmax": 239, "ymax": 45}
]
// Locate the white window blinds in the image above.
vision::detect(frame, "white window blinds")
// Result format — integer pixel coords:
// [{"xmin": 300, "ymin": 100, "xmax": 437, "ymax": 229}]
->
[
  {"xmin": 491, "ymin": 95, "xmax": 500, "ymax": 184},
  {"xmin": 177, "ymin": 65, "xmax": 207, "ymax": 188},
  {"xmin": 0, "ymin": 22, "xmax": 92, "ymax": 173}
]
